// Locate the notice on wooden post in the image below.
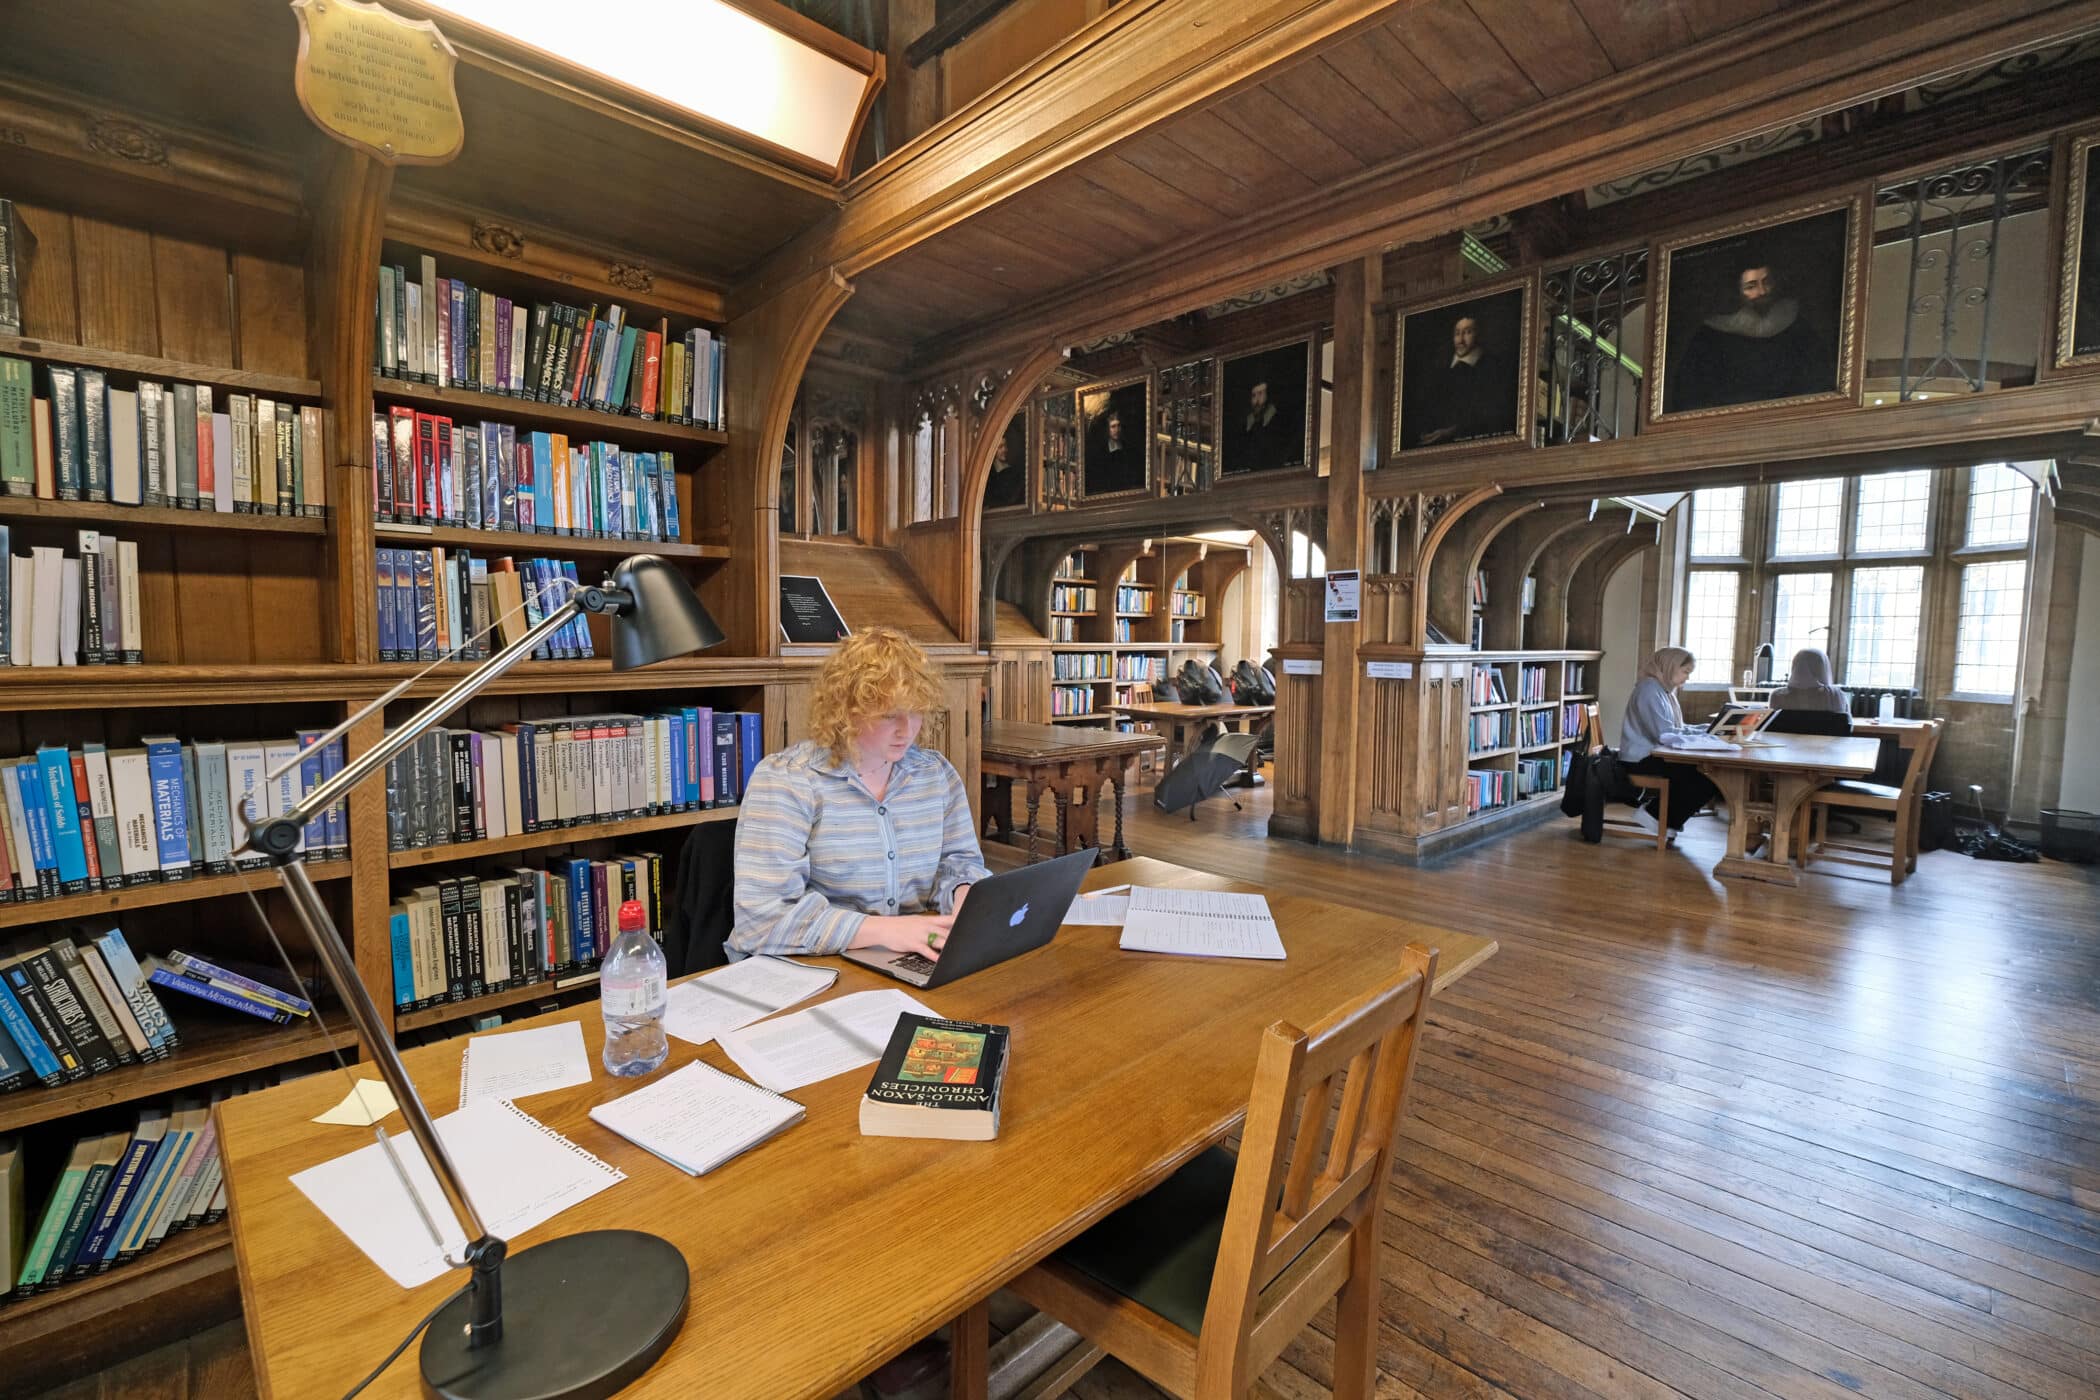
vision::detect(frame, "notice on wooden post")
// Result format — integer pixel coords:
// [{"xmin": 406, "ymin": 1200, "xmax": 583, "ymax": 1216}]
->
[{"xmin": 292, "ymin": 0, "xmax": 465, "ymax": 165}]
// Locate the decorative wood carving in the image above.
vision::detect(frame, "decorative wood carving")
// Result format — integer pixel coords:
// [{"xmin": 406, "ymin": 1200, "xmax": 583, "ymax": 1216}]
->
[
  {"xmin": 608, "ymin": 261, "xmax": 656, "ymax": 291},
  {"xmin": 85, "ymin": 116, "xmax": 168, "ymax": 165},
  {"xmin": 470, "ymin": 220, "xmax": 526, "ymax": 259}
]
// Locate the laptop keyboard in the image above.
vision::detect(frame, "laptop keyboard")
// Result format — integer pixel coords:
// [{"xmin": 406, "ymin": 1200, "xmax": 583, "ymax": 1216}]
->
[{"xmin": 891, "ymin": 951, "xmax": 937, "ymax": 975}]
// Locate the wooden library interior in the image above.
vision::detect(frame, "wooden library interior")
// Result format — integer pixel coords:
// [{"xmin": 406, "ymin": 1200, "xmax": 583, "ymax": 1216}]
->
[{"xmin": 1, "ymin": 2, "xmax": 2098, "ymax": 1398}]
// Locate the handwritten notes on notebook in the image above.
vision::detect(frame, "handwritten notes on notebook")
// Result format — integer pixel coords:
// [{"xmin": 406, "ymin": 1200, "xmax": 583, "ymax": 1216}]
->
[
  {"xmin": 662, "ymin": 956, "xmax": 837, "ymax": 1047},
  {"xmin": 1118, "ymin": 886, "xmax": 1286, "ymax": 960},
  {"xmin": 290, "ymin": 1099, "xmax": 624, "ymax": 1288},
  {"xmin": 717, "ymin": 989, "xmax": 936, "ymax": 1093},
  {"xmin": 459, "ymin": 1022, "xmax": 592, "ymax": 1107},
  {"xmin": 590, "ymin": 1061, "xmax": 804, "ymax": 1176}
]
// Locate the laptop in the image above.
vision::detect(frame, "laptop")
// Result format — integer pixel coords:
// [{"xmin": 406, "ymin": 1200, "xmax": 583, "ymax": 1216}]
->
[
  {"xmin": 1707, "ymin": 702, "xmax": 1775, "ymax": 740},
  {"xmin": 843, "ymin": 848, "xmax": 1098, "ymax": 989}
]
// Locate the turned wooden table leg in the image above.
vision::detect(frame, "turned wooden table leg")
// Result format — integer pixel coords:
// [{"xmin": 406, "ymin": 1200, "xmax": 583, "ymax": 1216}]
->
[
  {"xmin": 1111, "ymin": 762, "xmax": 1129, "ymax": 860},
  {"xmin": 1024, "ymin": 778, "xmax": 1044, "ymax": 864},
  {"xmin": 948, "ymin": 1299, "xmax": 988, "ymax": 1400}
]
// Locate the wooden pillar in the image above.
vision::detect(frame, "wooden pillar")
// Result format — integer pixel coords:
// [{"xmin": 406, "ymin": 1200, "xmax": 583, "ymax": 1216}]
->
[{"xmin": 1317, "ymin": 254, "xmax": 1380, "ymax": 846}]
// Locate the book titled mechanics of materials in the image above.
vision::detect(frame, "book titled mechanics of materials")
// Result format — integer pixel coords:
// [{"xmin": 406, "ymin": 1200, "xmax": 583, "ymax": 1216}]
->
[{"xmin": 859, "ymin": 1014, "xmax": 1008, "ymax": 1142}]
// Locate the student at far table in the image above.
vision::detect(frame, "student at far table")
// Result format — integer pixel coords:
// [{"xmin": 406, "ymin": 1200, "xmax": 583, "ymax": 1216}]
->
[
  {"xmin": 1619, "ymin": 646, "xmax": 1724, "ymax": 837},
  {"xmin": 729, "ymin": 627, "xmax": 992, "ymax": 964},
  {"xmin": 1768, "ymin": 647, "xmax": 1850, "ymax": 715}
]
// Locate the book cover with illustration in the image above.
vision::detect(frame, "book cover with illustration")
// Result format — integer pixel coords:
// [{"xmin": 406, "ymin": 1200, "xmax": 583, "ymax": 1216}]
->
[{"xmin": 860, "ymin": 1014, "xmax": 1008, "ymax": 1141}]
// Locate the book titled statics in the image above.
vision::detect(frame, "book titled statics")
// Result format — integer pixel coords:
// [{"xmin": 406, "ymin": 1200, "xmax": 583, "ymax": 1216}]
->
[{"xmin": 859, "ymin": 1014, "xmax": 1008, "ymax": 1141}]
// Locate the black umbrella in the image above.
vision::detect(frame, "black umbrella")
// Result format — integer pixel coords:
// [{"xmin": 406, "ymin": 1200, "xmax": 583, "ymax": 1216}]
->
[{"xmin": 1153, "ymin": 731, "xmax": 1262, "ymax": 820}]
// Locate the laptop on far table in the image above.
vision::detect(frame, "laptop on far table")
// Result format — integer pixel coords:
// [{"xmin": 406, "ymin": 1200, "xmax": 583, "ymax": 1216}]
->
[{"xmin": 843, "ymin": 848, "xmax": 1098, "ymax": 989}]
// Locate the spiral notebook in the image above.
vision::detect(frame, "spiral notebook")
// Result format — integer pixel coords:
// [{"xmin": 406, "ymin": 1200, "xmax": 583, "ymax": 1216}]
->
[
  {"xmin": 589, "ymin": 1061, "xmax": 804, "ymax": 1177},
  {"xmin": 290, "ymin": 1097, "xmax": 625, "ymax": 1288}
]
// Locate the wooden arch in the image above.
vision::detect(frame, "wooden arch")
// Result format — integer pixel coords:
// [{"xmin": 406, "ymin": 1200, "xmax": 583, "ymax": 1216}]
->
[{"xmin": 960, "ymin": 341, "xmax": 1070, "ymax": 645}]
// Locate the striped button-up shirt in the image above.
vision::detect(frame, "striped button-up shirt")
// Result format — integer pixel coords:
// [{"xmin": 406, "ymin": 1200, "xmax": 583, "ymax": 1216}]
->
[{"xmin": 728, "ymin": 740, "xmax": 991, "ymax": 958}]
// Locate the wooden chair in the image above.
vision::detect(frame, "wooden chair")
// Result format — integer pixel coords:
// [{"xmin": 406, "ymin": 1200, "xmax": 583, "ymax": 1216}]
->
[
  {"xmin": 1007, "ymin": 945, "xmax": 1439, "ymax": 1400},
  {"xmin": 1798, "ymin": 717, "xmax": 1944, "ymax": 884},
  {"xmin": 1583, "ymin": 704, "xmax": 1668, "ymax": 851}
]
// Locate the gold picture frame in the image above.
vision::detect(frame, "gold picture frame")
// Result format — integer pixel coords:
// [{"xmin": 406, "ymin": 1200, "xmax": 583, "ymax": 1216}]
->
[
  {"xmin": 1078, "ymin": 373, "xmax": 1151, "ymax": 501},
  {"xmin": 1391, "ymin": 271, "xmax": 1537, "ymax": 458},
  {"xmin": 1217, "ymin": 335, "xmax": 1316, "ymax": 476},
  {"xmin": 2055, "ymin": 128, "xmax": 2100, "ymax": 371}
]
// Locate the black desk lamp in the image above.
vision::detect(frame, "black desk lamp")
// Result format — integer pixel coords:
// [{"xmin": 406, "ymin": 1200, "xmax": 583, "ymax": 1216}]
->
[{"xmin": 248, "ymin": 555, "xmax": 721, "ymax": 1400}]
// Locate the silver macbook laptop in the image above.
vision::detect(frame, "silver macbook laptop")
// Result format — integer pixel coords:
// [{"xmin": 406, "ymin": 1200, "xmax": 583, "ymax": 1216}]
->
[{"xmin": 843, "ymin": 848, "xmax": 1097, "ymax": 988}]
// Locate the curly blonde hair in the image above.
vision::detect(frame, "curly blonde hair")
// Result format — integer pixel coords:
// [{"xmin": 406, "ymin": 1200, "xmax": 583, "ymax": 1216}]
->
[{"xmin": 808, "ymin": 628, "xmax": 945, "ymax": 763}]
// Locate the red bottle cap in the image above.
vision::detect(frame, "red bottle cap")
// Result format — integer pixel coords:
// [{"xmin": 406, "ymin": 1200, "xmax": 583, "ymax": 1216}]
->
[{"xmin": 618, "ymin": 899, "xmax": 646, "ymax": 933}]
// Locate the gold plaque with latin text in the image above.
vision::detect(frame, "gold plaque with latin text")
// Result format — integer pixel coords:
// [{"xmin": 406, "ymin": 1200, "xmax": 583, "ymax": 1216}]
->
[{"xmin": 292, "ymin": 0, "xmax": 464, "ymax": 165}]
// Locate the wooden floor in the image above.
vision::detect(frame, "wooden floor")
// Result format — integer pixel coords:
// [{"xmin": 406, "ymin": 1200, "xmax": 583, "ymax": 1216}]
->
[
  {"xmin": 42, "ymin": 791, "xmax": 2098, "ymax": 1400},
  {"xmin": 1064, "ymin": 784, "xmax": 2100, "ymax": 1400}
]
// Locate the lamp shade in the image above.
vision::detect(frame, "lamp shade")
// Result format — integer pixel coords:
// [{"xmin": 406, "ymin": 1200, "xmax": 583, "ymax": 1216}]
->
[{"xmin": 606, "ymin": 555, "xmax": 725, "ymax": 670}]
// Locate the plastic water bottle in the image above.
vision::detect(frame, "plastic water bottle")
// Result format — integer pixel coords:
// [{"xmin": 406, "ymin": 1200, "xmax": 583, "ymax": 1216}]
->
[{"xmin": 600, "ymin": 900, "xmax": 668, "ymax": 1077}]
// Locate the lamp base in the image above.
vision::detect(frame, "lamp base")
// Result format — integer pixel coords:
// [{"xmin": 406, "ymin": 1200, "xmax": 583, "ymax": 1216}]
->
[{"xmin": 421, "ymin": 1231, "xmax": 688, "ymax": 1400}]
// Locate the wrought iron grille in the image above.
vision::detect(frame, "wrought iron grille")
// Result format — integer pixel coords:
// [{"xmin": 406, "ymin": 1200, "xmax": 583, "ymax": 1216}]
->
[
  {"xmin": 1156, "ymin": 357, "xmax": 1215, "ymax": 496},
  {"xmin": 1538, "ymin": 247, "xmax": 1648, "ymax": 446},
  {"xmin": 1876, "ymin": 146, "xmax": 2051, "ymax": 400}
]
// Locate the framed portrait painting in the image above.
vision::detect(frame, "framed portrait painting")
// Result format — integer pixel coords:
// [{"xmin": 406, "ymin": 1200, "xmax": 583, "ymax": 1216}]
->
[
  {"xmin": 1393, "ymin": 274, "xmax": 1534, "ymax": 455},
  {"xmin": 1218, "ymin": 337, "xmax": 1314, "ymax": 475},
  {"xmin": 1079, "ymin": 375, "xmax": 1149, "ymax": 499},
  {"xmin": 2056, "ymin": 128, "xmax": 2100, "ymax": 370},
  {"xmin": 984, "ymin": 409, "xmax": 1029, "ymax": 511},
  {"xmin": 1651, "ymin": 194, "xmax": 1864, "ymax": 422}
]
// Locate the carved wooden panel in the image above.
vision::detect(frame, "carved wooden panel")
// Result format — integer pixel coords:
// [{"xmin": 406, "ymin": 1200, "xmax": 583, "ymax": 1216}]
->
[
  {"xmin": 1271, "ymin": 669, "xmax": 1322, "ymax": 826},
  {"xmin": 1363, "ymin": 677, "xmax": 1407, "ymax": 821}
]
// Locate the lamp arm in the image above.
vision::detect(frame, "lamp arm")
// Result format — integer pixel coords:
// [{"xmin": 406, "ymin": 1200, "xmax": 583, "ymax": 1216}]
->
[{"xmin": 251, "ymin": 589, "xmax": 623, "ymax": 856}]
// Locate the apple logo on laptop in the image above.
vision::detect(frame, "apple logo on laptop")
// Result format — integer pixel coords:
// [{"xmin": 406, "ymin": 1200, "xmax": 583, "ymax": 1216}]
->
[{"xmin": 1009, "ymin": 903, "xmax": 1030, "ymax": 927}]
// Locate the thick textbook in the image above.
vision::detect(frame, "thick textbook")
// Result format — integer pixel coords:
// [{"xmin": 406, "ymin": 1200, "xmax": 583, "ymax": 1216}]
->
[{"xmin": 859, "ymin": 1014, "xmax": 1009, "ymax": 1141}]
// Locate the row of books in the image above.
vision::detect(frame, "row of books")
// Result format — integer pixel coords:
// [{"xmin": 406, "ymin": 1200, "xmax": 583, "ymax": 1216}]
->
[
  {"xmin": 1469, "ymin": 665, "xmax": 1508, "ymax": 706},
  {"xmin": 1168, "ymin": 592, "xmax": 1205, "ymax": 618},
  {"xmin": 1049, "ymin": 583, "xmax": 1096, "ymax": 613},
  {"xmin": 2, "ymin": 527, "xmax": 142, "ymax": 668},
  {"xmin": 388, "ymin": 853, "xmax": 665, "ymax": 1010},
  {"xmin": 0, "ymin": 928, "xmax": 180, "ymax": 1090},
  {"xmin": 1470, "ymin": 570, "xmax": 1488, "ymax": 606},
  {"xmin": 1520, "ymin": 708, "xmax": 1558, "ymax": 749},
  {"xmin": 4, "ymin": 1087, "xmax": 251, "ymax": 1297},
  {"xmin": 1518, "ymin": 664, "xmax": 1549, "ymax": 703},
  {"xmin": 1562, "ymin": 703, "xmax": 1587, "ymax": 740},
  {"xmin": 384, "ymin": 710, "xmax": 759, "ymax": 850},
  {"xmin": 1051, "ymin": 652, "xmax": 1112, "ymax": 680},
  {"xmin": 376, "ymin": 548, "xmax": 596, "ymax": 663},
  {"xmin": 1114, "ymin": 586, "xmax": 1153, "ymax": 613},
  {"xmin": 1468, "ymin": 711, "xmax": 1512, "ymax": 755},
  {"xmin": 1516, "ymin": 756, "xmax": 1560, "ymax": 798},
  {"xmin": 370, "ymin": 407, "xmax": 683, "ymax": 540},
  {"xmin": 1112, "ymin": 619, "xmax": 1137, "ymax": 643},
  {"xmin": 373, "ymin": 258, "xmax": 725, "ymax": 427},
  {"xmin": 1115, "ymin": 654, "xmax": 1165, "ymax": 682},
  {"xmin": 1051, "ymin": 554, "xmax": 1089, "ymax": 580},
  {"xmin": 1170, "ymin": 620, "xmax": 1191, "ymax": 643},
  {"xmin": 0, "ymin": 199, "xmax": 20, "ymax": 336},
  {"xmin": 0, "ymin": 735, "xmax": 348, "ymax": 904},
  {"xmin": 1463, "ymin": 768, "xmax": 1509, "ymax": 816},
  {"xmin": 1050, "ymin": 685, "xmax": 1097, "ymax": 717},
  {"xmin": 1048, "ymin": 616, "xmax": 1077, "ymax": 642},
  {"xmin": 1566, "ymin": 662, "xmax": 1591, "ymax": 694},
  {"xmin": 0, "ymin": 358, "xmax": 325, "ymax": 515}
]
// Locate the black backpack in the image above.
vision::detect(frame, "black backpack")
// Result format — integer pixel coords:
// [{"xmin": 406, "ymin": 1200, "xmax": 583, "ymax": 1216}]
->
[
  {"xmin": 1177, "ymin": 659, "xmax": 1226, "ymax": 705},
  {"xmin": 1231, "ymin": 660, "xmax": 1275, "ymax": 705}
]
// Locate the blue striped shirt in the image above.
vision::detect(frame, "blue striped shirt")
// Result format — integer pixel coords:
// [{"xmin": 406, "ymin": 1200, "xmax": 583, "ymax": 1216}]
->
[{"xmin": 728, "ymin": 740, "xmax": 991, "ymax": 958}]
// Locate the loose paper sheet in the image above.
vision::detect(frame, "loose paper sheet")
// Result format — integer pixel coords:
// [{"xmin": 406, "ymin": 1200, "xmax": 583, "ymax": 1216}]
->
[
  {"xmin": 589, "ymin": 1061, "xmax": 803, "ymax": 1176},
  {"xmin": 662, "ymin": 956, "xmax": 837, "ymax": 1047},
  {"xmin": 290, "ymin": 1099, "xmax": 624, "ymax": 1288},
  {"xmin": 313, "ymin": 1079, "xmax": 399, "ymax": 1126},
  {"xmin": 1061, "ymin": 884, "xmax": 1131, "ymax": 926},
  {"xmin": 716, "ymin": 989, "xmax": 936, "ymax": 1093},
  {"xmin": 459, "ymin": 1022, "xmax": 592, "ymax": 1106},
  {"xmin": 1118, "ymin": 886, "xmax": 1287, "ymax": 961}
]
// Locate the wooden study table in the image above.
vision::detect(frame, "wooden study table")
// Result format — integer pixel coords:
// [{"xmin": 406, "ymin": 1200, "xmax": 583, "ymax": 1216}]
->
[
  {"xmin": 215, "ymin": 858, "xmax": 1496, "ymax": 1400},
  {"xmin": 1689, "ymin": 734, "xmax": 1882, "ymax": 885},
  {"xmin": 1109, "ymin": 701, "xmax": 1274, "ymax": 760},
  {"xmin": 980, "ymin": 720, "xmax": 1164, "ymax": 863}
]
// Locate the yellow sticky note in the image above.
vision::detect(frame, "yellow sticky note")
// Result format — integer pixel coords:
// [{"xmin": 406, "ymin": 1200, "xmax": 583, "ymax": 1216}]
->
[{"xmin": 314, "ymin": 1079, "xmax": 400, "ymax": 1127}]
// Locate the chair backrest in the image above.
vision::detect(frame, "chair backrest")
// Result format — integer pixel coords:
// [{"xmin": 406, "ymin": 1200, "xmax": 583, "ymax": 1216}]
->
[
  {"xmin": 1582, "ymin": 702, "xmax": 1606, "ymax": 755},
  {"xmin": 1899, "ymin": 718, "xmax": 1945, "ymax": 802},
  {"xmin": 1763, "ymin": 707, "xmax": 1852, "ymax": 736},
  {"xmin": 1193, "ymin": 944, "xmax": 1439, "ymax": 1394}
]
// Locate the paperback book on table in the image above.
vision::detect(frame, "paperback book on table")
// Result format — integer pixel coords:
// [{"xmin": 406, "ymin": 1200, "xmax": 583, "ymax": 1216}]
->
[{"xmin": 859, "ymin": 1014, "xmax": 1008, "ymax": 1142}]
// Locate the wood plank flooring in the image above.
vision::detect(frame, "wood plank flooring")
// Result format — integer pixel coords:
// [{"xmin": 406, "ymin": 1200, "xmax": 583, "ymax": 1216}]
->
[{"xmin": 1063, "ymin": 787, "xmax": 2100, "ymax": 1400}]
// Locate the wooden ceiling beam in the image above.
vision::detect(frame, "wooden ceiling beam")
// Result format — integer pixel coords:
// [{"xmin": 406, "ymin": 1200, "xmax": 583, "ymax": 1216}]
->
[
  {"xmin": 733, "ymin": 0, "xmax": 1425, "ymax": 315},
  {"xmin": 912, "ymin": 0, "xmax": 2100, "ymax": 367}
]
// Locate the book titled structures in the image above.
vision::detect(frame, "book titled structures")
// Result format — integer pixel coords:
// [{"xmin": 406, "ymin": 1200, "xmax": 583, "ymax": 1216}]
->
[
  {"xmin": 0, "ymin": 735, "xmax": 348, "ymax": 905},
  {"xmin": 0, "ymin": 356, "xmax": 325, "ymax": 515},
  {"xmin": 373, "ymin": 257, "xmax": 724, "ymax": 428},
  {"xmin": 860, "ymin": 1014, "xmax": 1009, "ymax": 1142}
]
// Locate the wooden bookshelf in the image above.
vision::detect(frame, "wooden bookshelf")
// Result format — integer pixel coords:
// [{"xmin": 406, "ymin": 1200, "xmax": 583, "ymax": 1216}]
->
[
  {"xmin": 374, "ymin": 377, "xmax": 729, "ymax": 454},
  {"xmin": 395, "ymin": 972, "xmax": 599, "ymax": 1033},
  {"xmin": 386, "ymin": 806, "xmax": 737, "ymax": 869},
  {"xmin": 373, "ymin": 520, "xmax": 730, "ymax": 561},
  {"xmin": 0, "ymin": 1012, "xmax": 353, "ymax": 1135},
  {"xmin": 0, "ymin": 495, "xmax": 329, "ymax": 538},
  {"xmin": 0, "ymin": 863, "xmax": 352, "ymax": 932},
  {"xmin": 0, "ymin": 333, "xmax": 321, "ymax": 400}
]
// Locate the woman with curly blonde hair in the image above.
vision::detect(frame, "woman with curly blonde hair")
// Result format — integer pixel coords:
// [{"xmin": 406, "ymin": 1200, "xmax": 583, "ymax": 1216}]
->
[{"xmin": 729, "ymin": 627, "xmax": 990, "ymax": 960}]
